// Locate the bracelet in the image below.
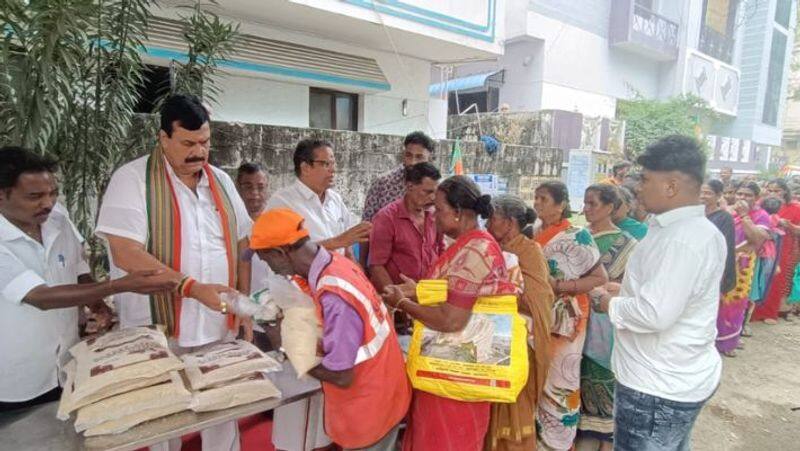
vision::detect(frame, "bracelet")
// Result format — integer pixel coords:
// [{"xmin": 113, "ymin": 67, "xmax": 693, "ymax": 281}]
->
[
  {"xmin": 181, "ymin": 278, "xmax": 197, "ymax": 297},
  {"xmin": 176, "ymin": 276, "xmax": 190, "ymax": 294},
  {"xmin": 220, "ymin": 301, "xmax": 228, "ymax": 314}
]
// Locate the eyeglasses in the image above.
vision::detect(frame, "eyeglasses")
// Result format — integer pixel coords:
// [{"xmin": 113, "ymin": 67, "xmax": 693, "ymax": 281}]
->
[{"xmin": 310, "ymin": 159, "xmax": 336, "ymax": 169}]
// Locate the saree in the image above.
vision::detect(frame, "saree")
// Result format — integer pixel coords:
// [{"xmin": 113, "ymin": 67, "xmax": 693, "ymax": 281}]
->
[
  {"xmin": 534, "ymin": 221, "xmax": 601, "ymax": 451},
  {"xmin": 717, "ymin": 208, "xmax": 769, "ymax": 352},
  {"xmin": 615, "ymin": 216, "xmax": 647, "ymax": 241},
  {"xmin": 486, "ymin": 234, "xmax": 555, "ymax": 451},
  {"xmin": 753, "ymin": 201, "xmax": 800, "ymax": 320},
  {"xmin": 403, "ymin": 229, "xmax": 516, "ymax": 451},
  {"xmin": 578, "ymin": 230, "xmax": 637, "ymax": 443}
]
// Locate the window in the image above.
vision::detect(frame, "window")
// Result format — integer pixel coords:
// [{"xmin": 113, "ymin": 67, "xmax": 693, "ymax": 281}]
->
[
  {"xmin": 134, "ymin": 65, "xmax": 171, "ymax": 114},
  {"xmin": 309, "ymin": 88, "xmax": 358, "ymax": 131},
  {"xmin": 775, "ymin": 0, "xmax": 792, "ymax": 28},
  {"xmin": 763, "ymin": 30, "xmax": 788, "ymax": 126},
  {"xmin": 699, "ymin": 0, "xmax": 739, "ymax": 63},
  {"xmin": 447, "ymin": 87, "xmax": 499, "ymax": 115},
  {"xmin": 635, "ymin": 0, "xmax": 655, "ymax": 11}
]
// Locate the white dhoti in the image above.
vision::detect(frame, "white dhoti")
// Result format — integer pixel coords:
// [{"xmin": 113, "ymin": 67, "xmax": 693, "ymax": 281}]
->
[{"xmin": 272, "ymin": 392, "xmax": 331, "ymax": 451}]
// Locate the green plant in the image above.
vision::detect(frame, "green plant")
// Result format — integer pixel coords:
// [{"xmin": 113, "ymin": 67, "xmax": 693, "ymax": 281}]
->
[
  {"xmin": 168, "ymin": 1, "xmax": 239, "ymax": 102},
  {"xmin": 0, "ymin": 0, "xmax": 94, "ymax": 152},
  {"xmin": 617, "ymin": 94, "xmax": 719, "ymax": 159},
  {"xmin": 0, "ymin": 0, "xmax": 239, "ymax": 275}
]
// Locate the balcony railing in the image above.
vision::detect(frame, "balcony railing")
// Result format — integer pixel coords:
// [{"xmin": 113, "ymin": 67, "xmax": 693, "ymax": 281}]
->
[
  {"xmin": 698, "ymin": 26, "xmax": 735, "ymax": 64},
  {"xmin": 610, "ymin": 0, "xmax": 680, "ymax": 61},
  {"xmin": 631, "ymin": 4, "xmax": 679, "ymax": 48}
]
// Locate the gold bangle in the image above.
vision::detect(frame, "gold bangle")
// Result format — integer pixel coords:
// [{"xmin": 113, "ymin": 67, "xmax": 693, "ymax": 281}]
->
[{"xmin": 220, "ymin": 301, "xmax": 228, "ymax": 314}]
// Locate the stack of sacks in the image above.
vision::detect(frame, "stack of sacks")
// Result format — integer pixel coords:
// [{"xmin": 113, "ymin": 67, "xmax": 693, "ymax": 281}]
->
[
  {"xmin": 181, "ymin": 340, "xmax": 282, "ymax": 412},
  {"xmin": 58, "ymin": 326, "xmax": 190, "ymax": 435}
]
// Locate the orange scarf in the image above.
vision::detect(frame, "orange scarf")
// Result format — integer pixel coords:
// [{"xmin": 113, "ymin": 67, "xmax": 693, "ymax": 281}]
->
[{"xmin": 534, "ymin": 219, "xmax": 571, "ymax": 247}]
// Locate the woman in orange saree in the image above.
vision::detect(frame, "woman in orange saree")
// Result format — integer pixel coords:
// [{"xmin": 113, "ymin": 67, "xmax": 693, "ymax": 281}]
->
[{"xmin": 532, "ymin": 182, "xmax": 606, "ymax": 451}]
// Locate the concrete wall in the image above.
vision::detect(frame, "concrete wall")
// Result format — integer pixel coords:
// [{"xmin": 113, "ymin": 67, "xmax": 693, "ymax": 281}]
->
[
  {"xmin": 521, "ymin": 10, "xmax": 663, "ymax": 117},
  {"xmin": 128, "ymin": 116, "xmax": 563, "ymax": 217},
  {"xmin": 447, "ymin": 110, "xmax": 626, "ymax": 156}
]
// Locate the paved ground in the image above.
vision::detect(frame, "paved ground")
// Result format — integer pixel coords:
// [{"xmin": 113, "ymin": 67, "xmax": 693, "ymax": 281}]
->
[{"xmin": 693, "ymin": 319, "xmax": 800, "ymax": 450}]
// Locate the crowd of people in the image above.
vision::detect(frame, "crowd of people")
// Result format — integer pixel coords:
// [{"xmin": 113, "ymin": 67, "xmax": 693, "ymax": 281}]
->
[{"xmin": 1, "ymin": 94, "xmax": 795, "ymax": 451}]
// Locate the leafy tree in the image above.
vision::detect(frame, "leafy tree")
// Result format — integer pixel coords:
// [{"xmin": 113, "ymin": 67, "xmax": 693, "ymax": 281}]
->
[{"xmin": 617, "ymin": 94, "xmax": 718, "ymax": 159}]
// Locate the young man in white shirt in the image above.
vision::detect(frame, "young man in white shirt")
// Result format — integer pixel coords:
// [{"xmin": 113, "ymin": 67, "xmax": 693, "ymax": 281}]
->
[
  {"xmin": 0, "ymin": 147, "xmax": 172, "ymax": 412},
  {"xmin": 96, "ymin": 95, "xmax": 252, "ymax": 451},
  {"xmin": 592, "ymin": 135, "xmax": 726, "ymax": 451},
  {"xmin": 265, "ymin": 138, "xmax": 372, "ymax": 450}
]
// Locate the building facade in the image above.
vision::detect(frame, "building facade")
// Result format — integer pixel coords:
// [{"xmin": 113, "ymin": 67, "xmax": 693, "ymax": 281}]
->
[
  {"xmin": 140, "ymin": 0, "xmax": 505, "ymax": 138},
  {"xmin": 441, "ymin": 0, "xmax": 796, "ymax": 175}
]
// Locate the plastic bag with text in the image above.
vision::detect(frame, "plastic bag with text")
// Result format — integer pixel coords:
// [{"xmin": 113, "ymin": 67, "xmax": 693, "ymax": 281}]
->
[{"xmin": 405, "ymin": 279, "xmax": 529, "ymax": 403}]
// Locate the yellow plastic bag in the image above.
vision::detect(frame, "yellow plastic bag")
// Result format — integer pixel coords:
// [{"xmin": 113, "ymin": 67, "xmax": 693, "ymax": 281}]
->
[{"xmin": 406, "ymin": 280, "xmax": 529, "ymax": 403}]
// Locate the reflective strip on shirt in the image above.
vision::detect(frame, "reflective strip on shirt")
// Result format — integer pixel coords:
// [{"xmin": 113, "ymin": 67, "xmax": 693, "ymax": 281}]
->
[{"xmin": 316, "ymin": 274, "xmax": 390, "ymax": 365}]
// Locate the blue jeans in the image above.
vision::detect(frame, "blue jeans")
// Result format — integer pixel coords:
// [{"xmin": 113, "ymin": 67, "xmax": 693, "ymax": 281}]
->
[{"xmin": 613, "ymin": 383, "xmax": 709, "ymax": 451}]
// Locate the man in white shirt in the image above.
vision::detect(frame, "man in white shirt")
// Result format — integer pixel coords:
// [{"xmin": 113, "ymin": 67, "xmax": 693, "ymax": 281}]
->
[
  {"xmin": 0, "ymin": 147, "xmax": 172, "ymax": 412},
  {"xmin": 96, "ymin": 95, "xmax": 252, "ymax": 451},
  {"xmin": 265, "ymin": 138, "xmax": 371, "ymax": 450},
  {"xmin": 592, "ymin": 135, "xmax": 726, "ymax": 451},
  {"xmin": 235, "ymin": 162, "xmax": 272, "ymax": 294}
]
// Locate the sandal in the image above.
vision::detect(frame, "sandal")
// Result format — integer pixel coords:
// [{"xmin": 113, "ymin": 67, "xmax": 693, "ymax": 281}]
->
[
  {"xmin": 736, "ymin": 341, "xmax": 745, "ymax": 350},
  {"xmin": 764, "ymin": 318, "xmax": 778, "ymax": 325},
  {"xmin": 722, "ymin": 350, "xmax": 737, "ymax": 358},
  {"xmin": 741, "ymin": 325, "xmax": 753, "ymax": 337}
]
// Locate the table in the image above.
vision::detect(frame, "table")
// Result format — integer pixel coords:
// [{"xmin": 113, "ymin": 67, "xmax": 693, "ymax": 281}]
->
[{"xmin": 0, "ymin": 362, "xmax": 320, "ymax": 451}]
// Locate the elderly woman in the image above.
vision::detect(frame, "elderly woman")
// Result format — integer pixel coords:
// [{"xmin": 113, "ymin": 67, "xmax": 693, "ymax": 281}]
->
[
  {"xmin": 532, "ymin": 181, "xmax": 607, "ymax": 451},
  {"xmin": 382, "ymin": 176, "xmax": 517, "ymax": 451},
  {"xmin": 485, "ymin": 195, "xmax": 554, "ymax": 451},
  {"xmin": 611, "ymin": 185, "xmax": 647, "ymax": 240},
  {"xmin": 577, "ymin": 184, "xmax": 638, "ymax": 451}
]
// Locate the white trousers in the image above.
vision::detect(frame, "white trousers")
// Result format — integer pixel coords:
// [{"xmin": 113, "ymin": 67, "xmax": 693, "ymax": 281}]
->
[{"xmin": 272, "ymin": 392, "xmax": 331, "ymax": 451}]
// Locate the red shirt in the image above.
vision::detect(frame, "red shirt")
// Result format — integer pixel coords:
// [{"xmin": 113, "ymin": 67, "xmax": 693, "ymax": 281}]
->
[{"xmin": 368, "ymin": 198, "xmax": 444, "ymax": 283}]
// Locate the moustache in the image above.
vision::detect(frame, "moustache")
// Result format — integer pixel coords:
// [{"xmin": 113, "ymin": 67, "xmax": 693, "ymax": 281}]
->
[{"xmin": 185, "ymin": 156, "xmax": 205, "ymax": 163}]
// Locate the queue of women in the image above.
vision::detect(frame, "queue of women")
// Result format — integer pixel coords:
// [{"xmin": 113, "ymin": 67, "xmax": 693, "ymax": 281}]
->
[
  {"xmin": 380, "ymin": 167, "xmax": 800, "ymax": 451},
  {"xmin": 378, "ymin": 172, "xmax": 645, "ymax": 451},
  {"xmin": 701, "ymin": 177, "xmax": 800, "ymax": 359}
]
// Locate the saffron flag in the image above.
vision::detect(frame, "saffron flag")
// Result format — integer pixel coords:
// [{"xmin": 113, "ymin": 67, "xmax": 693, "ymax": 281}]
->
[{"xmin": 450, "ymin": 139, "xmax": 464, "ymax": 175}]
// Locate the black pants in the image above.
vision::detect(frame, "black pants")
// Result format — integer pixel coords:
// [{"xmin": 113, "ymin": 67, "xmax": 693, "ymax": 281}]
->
[{"xmin": 0, "ymin": 387, "xmax": 62, "ymax": 413}]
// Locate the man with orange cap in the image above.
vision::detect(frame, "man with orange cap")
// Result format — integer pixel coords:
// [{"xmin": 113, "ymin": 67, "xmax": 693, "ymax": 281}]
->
[{"xmin": 251, "ymin": 208, "xmax": 411, "ymax": 451}]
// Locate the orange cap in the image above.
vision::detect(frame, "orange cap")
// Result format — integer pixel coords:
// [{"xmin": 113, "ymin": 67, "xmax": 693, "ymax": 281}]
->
[{"xmin": 250, "ymin": 208, "xmax": 310, "ymax": 250}]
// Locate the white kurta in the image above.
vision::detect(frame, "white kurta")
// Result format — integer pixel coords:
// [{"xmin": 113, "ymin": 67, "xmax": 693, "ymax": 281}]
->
[
  {"xmin": 266, "ymin": 180, "xmax": 358, "ymax": 248},
  {"xmin": 0, "ymin": 204, "xmax": 87, "ymax": 402},
  {"xmin": 95, "ymin": 155, "xmax": 251, "ymax": 347},
  {"xmin": 96, "ymin": 155, "xmax": 250, "ymax": 451}
]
